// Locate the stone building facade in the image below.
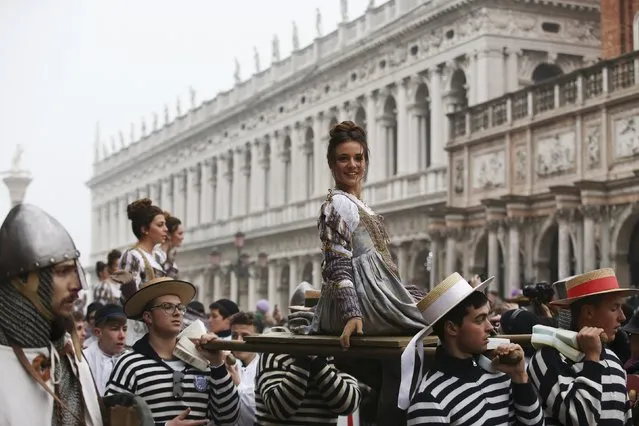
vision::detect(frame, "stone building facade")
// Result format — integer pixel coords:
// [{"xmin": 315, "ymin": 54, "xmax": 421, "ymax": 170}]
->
[{"xmin": 88, "ymin": 0, "xmax": 601, "ymax": 309}]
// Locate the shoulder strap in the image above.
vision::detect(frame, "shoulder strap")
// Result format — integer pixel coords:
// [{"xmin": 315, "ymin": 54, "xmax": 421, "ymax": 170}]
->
[{"xmin": 11, "ymin": 344, "xmax": 86, "ymax": 425}]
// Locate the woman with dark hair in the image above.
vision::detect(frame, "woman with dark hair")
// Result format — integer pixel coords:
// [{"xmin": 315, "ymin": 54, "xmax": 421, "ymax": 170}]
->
[
  {"xmin": 311, "ymin": 121, "xmax": 427, "ymax": 342},
  {"xmin": 309, "ymin": 121, "xmax": 428, "ymax": 424},
  {"xmin": 156, "ymin": 212, "xmax": 184, "ymax": 278},
  {"xmin": 119, "ymin": 198, "xmax": 168, "ymax": 345}
]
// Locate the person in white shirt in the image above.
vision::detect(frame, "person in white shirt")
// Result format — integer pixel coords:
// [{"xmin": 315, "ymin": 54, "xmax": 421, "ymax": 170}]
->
[
  {"xmin": 84, "ymin": 304, "xmax": 128, "ymax": 396},
  {"xmin": 207, "ymin": 311, "xmax": 260, "ymax": 426}
]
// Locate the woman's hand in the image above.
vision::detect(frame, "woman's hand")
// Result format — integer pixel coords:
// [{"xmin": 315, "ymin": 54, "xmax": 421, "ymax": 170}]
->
[{"xmin": 340, "ymin": 317, "xmax": 363, "ymax": 350}]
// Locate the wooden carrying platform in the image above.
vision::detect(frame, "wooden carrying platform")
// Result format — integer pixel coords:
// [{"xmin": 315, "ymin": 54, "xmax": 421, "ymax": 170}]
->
[{"xmin": 203, "ymin": 333, "xmax": 532, "ymax": 358}]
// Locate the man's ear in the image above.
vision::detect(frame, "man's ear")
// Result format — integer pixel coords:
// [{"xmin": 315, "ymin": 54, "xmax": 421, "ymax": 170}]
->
[
  {"xmin": 142, "ymin": 311, "xmax": 152, "ymax": 326},
  {"xmin": 93, "ymin": 327, "xmax": 102, "ymax": 338},
  {"xmin": 580, "ymin": 303, "xmax": 595, "ymax": 322},
  {"xmin": 444, "ymin": 320, "xmax": 459, "ymax": 338}
]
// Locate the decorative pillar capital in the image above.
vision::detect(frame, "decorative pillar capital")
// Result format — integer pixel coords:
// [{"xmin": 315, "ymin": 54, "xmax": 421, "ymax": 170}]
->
[{"xmin": 580, "ymin": 204, "xmax": 602, "ymax": 221}]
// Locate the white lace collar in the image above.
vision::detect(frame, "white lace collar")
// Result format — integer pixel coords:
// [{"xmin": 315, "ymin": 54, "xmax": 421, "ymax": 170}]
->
[{"xmin": 331, "ymin": 189, "xmax": 374, "ymax": 215}]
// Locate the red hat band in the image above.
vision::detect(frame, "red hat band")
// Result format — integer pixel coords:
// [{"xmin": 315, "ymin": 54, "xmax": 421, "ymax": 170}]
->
[{"xmin": 566, "ymin": 268, "xmax": 619, "ymax": 299}]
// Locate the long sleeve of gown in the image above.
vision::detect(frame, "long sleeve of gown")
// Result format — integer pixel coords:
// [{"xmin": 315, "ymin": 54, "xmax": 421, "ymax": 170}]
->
[{"xmin": 318, "ymin": 194, "xmax": 362, "ymax": 323}]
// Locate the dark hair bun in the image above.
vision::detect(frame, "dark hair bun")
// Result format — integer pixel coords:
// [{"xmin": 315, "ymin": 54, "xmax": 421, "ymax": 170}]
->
[
  {"xmin": 329, "ymin": 120, "xmax": 365, "ymax": 139},
  {"xmin": 326, "ymin": 120, "xmax": 369, "ymax": 167},
  {"xmin": 127, "ymin": 198, "xmax": 152, "ymax": 220}
]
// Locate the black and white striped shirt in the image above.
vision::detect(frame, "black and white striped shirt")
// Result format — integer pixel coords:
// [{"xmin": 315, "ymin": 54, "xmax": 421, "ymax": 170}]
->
[
  {"xmin": 105, "ymin": 334, "xmax": 239, "ymax": 425},
  {"xmin": 255, "ymin": 353, "xmax": 361, "ymax": 425},
  {"xmin": 407, "ymin": 346, "xmax": 544, "ymax": 425},
  {"xmin": 528, "ymin": 346, "xmax": 632, "ymax": 425}
]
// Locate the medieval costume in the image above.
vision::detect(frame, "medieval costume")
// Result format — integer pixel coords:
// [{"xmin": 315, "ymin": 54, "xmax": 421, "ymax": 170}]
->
[
  {"xmin": 0, "ymin": 204, "xmax": 102, "ymax": 425},
  {"xmin": 310, "ymin": 189, "xmax": 427, "ymax": 335}
]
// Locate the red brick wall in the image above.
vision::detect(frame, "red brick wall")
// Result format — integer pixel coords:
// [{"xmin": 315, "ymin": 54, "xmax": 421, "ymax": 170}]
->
[{"xmin": 601, "ymin": 0, "xmax": 639, "ymax": 59}]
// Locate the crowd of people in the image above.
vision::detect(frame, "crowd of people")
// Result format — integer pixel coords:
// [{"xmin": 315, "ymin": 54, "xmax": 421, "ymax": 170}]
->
[{"xmin": 2, "ymin": 120, "xmax": 639, "ymax": 426}]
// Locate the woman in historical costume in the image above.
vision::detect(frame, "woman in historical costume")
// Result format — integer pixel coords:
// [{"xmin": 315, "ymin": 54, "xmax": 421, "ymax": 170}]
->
[
  {"xmin": 310, "ymin": 120, "xmax": 427, "ymax": 342},
  {"xmin": 156, "ymin": 212, "xmax": 184, "ymax": 279},
  {"xmin": 119, "ymin": 198, "xmax": 168, "ymax": 346},
  {"xmin": 310, "ymin": 121, "xmax": 428, "ymax": 425}
]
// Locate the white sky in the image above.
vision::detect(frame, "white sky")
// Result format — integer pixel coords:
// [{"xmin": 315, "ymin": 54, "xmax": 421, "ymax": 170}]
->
[{"xmin": 0, "ymin": 0, "xmax": 370, "ymax": 263}]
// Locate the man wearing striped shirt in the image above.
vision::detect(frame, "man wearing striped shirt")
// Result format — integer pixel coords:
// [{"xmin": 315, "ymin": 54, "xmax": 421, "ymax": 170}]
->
[
  {"xmin": 528, "ymin": 269, "xmax": 635, "ymax": 426},
  {"xmin": 254, "ymin": 351, "xmax": 361, "ymax": 425},
  {"xmin": 106, "ymin": 277, "xmax": 239, "ymax": 426},
  {"xmin": 406, "ymin": 277, "xmax": 544, "ymax": 425}
]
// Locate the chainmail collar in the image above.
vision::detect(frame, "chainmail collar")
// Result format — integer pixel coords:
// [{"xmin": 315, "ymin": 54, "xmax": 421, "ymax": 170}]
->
[{"xmin": 0, "ymin": 275, "xmax": 52, "ymax": 348}]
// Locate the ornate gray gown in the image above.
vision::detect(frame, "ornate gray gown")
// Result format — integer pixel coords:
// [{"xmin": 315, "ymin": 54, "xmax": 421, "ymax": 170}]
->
[{"xmin": 310, "ymin": 189, "xmax": 427, "ymax": 335}]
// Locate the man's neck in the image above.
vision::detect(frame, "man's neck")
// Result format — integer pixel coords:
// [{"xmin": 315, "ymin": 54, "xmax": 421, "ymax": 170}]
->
[
  {"xmin": 97, "ymin": 341, "xmax": 119, "ymax": 358},
  {"xmin": 241, "ymin": 353, "xmax": 257, "ymax": 366},
  {"xmin": 148, "ymin": 331, "xmax": 178, "ymax": 360},
  {"xmin": 442, "ymin": 339, "xmax": 473, "ymax": 360}
]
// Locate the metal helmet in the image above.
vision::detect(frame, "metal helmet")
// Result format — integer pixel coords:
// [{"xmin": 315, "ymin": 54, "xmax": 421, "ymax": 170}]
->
[
  {"xmin": 553, "ymin": 275, "xmax": 576, "ymax": 330},
  {"xmin": 0, "ymin": 204, "xmax": 84, "ymax": 282},
  {"xmin": 289, "ymin": 281, "xmax": 314, "ymax": 307}
]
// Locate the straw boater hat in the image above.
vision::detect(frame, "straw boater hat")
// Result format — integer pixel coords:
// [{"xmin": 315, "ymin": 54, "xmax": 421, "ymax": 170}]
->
[
  {"xmin": 398, "ymin": 272, "xmax": 493, "ymax": 409},
  {"xmin": 124, "ymin": 277, "xmax": 196, "ymax": 319},
  {"xmin": 550, "ymin": 268, "xmax": 639, "ymax": 307},
  {"xmin": 416, "ymin": 272, "xmax": 494, "ymax": 334}
]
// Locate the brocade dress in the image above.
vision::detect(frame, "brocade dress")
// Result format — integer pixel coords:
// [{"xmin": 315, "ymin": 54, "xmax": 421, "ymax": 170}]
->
[{"xmin": 310, "ymin": 189, "xmax": 427, "ymax": 336}]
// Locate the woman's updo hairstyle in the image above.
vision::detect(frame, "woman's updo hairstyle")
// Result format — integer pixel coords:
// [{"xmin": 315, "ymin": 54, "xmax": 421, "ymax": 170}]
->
[
  {"xmin": 326, "ymin": 120, "xmax": 369, "ymax": 169},
  {"xmin": 126, "ymin": 198, "xmax": 163, "ymax": 239},
  {"xmin": 163, "ymin": 211, "xmax": 182, "ymax": 235}
]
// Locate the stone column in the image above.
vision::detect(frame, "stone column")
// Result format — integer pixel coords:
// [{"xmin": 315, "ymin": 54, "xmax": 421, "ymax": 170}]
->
[
  {"xmin": 505, "ymin": 48, "xmax": 520, "ymax": 93},
  {"xmin": 312, "ymin": 255, "xmax": 322, "ymax": 288},
  {"xmin": 278, "ymin": 136, "xmax": 292, "ymax": 206},
  {"xmin": 148, "ymin": 182, "xmax": 159, "ymax": 205},
  {"xmin": 507, "ymin": 218, "xmax": 522, "ymax": 295},
  {"xmin": 233, "ymin": 148, "xmax": 245, "ymax": 216},
  {"xmin": 200, "ymin": 160, "xmax": 212, "ymax": 224},
  {"xmin": 230, "ymin": 271, "xmax": 238, "ymax": 303},
  {"xmin": 582, "ymin": 205, "xmax": 599, "ymax": 272},
  {"xmin": 313, "ymin": 113, "xmax": 327, "ymax": 197},
  {"xmin": 291, "ymin": 124, "xmax": 305, "ymax": 202},
  {"xmin": 557, "ymin": 208, "xmax": 573, "ymax": 280},
  {"xmin": 270, "ymin": 134, "xmax": 285, "ymax": 207},
  {"xmin": 267, "ymin": 260, "xmax": 279, "ymax": 303},
  {"xmin": 396, "ymin": 79, "xmax": 409, "ymax": 173},
  {"xmin": 91, "ymin": 206, "xmax": 99, "ymax": 254},
  {"xmin": 250, "ymin": 141, "xmax": 263, "ymax": 213},
  {"xmin": 429, "ymin": 236, "xmax": 441, "ymax": 287},
  {"xmin": 100, "ymin": 204, "xmax": 109, "ymax": 253},
  {"xmin": 476, "ymin": 49, "xmax": 506, "ymax": 102},
  {"xmin": 173, "ymin": 171, "xmax": 186, "ymax": 221},
  {"xmin": 257, "ymin": 142, "xmax": 270, "ymax": 210},
  {"xmin": 248, "ymin": 265, "xmax": 258, "ymax": 312},
  {"xmin": 185, "ymin": 165, "xmax": 197, "ymax": 227},
  {"xmin": 213, "ymin": 271, "xmax": 222, "ymax": 301},
  {"xmin": 600, "ymin": 206, "xmax": 611, "ymax": 267},
  {"xmin": 445, "ymin": 229, "xmax": 458, "ymax": 276},
  {"xmin": 487, "ymin": 220, "xmax": 500, "ymax": 284},
  {"xmin": 161, "ymin": 176, "xmax": 173, "ymax": 216},
  {"xmin": 288, "ymin": 257, "xmax": 299, "ymax": 298},
  {"xmin": 376, "ymin": 115, "xmax": 393, "ymax": 178},
  {"xmin": 219, "ymin": 153, "xmax": 232, "ymax": 219},
  {"xmin": 429, "ymin": 67, "xmax": 445, "ymax": 166}
]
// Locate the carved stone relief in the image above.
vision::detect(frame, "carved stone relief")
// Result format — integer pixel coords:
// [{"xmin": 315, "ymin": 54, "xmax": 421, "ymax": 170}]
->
[
  {"xmin": 585, "ymin": 125, "xmax": 601, "ymax": 169},
  {"xmin": 514, "ymin": 146, "xmax": 527, "ymax": 184},
  {"xmin": 473, "ymin": 150, "xmax": 505, "ymax": 190},
  {"xmin": 613, "ymin": 115, "xmax": 639, "ymax": 159},
  {"xmin": 536, "ymin": 130, "xmax": 576, "ymax": 177},
  {"xmin": 454, "ymin": 158, "xmax": 464, "ymax": 195}
]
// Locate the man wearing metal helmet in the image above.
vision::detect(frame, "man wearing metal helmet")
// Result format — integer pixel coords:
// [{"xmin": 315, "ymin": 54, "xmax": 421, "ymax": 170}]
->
[{"xmin": 0, "ymin": 204, "xmax": 103, "ymax": 425}]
